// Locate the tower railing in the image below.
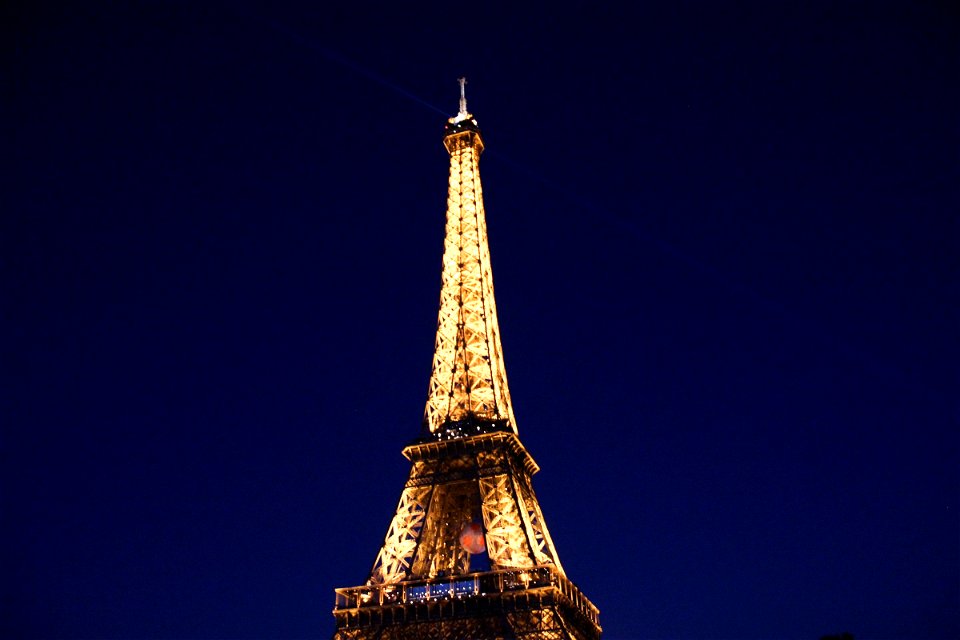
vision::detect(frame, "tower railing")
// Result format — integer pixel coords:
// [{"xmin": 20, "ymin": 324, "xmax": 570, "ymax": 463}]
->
[{"xmin": 333, "ymin": 564, "xmax": 600, "ymax": 627}]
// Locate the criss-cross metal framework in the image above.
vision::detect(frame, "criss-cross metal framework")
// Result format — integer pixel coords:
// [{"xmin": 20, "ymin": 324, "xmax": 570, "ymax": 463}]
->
[
  {"xmin": 423, "ymin": 109, "xmax": 516, "ymax": 435},
  {"xmin": 332, "ymin": 83, "xmax": 601, "ymax": 640},
  {"xmin": 368, "ymin": 433, "xmax": 564, "ymax": 586}
]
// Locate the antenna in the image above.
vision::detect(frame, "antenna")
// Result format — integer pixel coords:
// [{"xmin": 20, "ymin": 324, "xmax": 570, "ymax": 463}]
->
[{"xmin": 458, "ymin": 77, "xmax": 468, "ymax": 116}]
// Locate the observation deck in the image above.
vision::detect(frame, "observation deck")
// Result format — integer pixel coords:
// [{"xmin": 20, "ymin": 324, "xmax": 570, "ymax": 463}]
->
[{"xmin": 333, "ymin": 565, "xmax": 600, "ymax": 639}]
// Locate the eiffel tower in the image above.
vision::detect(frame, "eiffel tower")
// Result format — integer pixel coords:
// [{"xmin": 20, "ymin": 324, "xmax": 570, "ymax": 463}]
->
[{"xmin": 331, "ymin": 80, "xmax": 601, "ymax": 640}]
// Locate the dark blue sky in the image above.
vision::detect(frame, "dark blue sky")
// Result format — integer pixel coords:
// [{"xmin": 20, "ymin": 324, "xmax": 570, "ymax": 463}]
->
[{"xmin": 5, "ymin": 2, "xmax": 958, "ymax": 639}]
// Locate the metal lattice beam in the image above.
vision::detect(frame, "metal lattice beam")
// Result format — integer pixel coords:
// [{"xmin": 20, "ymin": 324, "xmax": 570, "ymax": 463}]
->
[
  {"xmin": 370, "ymin": 485, "xmax": 434, "ymax": 584},
  {"xmin": 479, "ymin": 473, "xmax": 537, "ymax": 569}
]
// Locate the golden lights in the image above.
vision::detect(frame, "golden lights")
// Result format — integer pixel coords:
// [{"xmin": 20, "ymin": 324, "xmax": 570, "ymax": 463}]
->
[{"xmin": 423, "ymin": 128, "xmax": 517, "ymax": 434}]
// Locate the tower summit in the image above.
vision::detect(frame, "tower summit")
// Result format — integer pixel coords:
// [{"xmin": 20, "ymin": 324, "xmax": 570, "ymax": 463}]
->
[{"xmin": 331, "ymin": 81, "xmax": 601, "ymax": 640}]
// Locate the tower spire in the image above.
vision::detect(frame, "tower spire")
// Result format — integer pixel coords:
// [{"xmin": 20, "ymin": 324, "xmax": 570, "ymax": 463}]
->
[
  {"xmin": 458, "ymin": 76, "xmax": 468, "ymax": 117},
  {"xmin": 424, "ymin": 80, "xmax": 516, "ymax": 437}
]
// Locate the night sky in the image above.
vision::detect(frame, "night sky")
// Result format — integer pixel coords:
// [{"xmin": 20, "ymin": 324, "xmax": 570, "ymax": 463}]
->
[{"xmin": 5, "ymin": 2, "xmax": 958, "ymax": 639}]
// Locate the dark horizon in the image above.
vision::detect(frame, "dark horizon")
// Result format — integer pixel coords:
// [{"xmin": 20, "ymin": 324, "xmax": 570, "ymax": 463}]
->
[{"xmin": 6, "ymin": 1, "xmax": 958, "ymax": 639}]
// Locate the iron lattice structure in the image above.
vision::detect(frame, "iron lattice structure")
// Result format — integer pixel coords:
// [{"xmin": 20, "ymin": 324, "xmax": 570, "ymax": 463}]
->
[
  {"xmin": 423, "ymin": 108, "xmax": 516, "ymax": 435},
  {"xmin": 332, "ymin": 82, "xmax": 601, "ymax": 640}
]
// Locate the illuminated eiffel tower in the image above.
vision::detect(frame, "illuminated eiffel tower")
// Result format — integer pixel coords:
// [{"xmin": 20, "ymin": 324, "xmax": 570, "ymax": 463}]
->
[{"xmin": 331, "ymin": 80, "xmax": 601, "ymax": 640}]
